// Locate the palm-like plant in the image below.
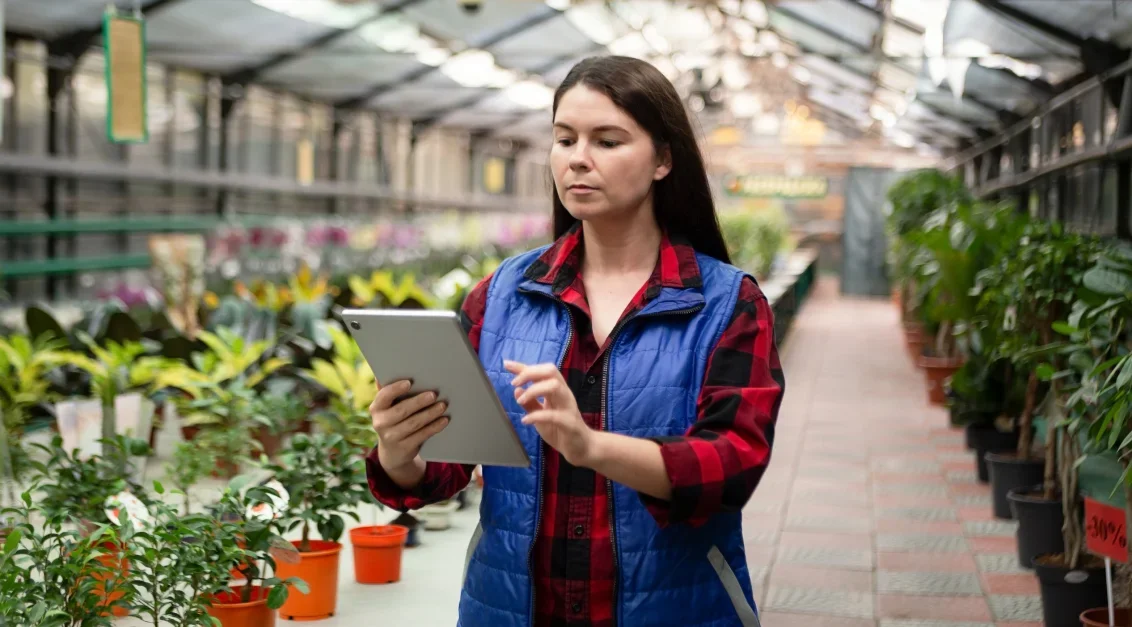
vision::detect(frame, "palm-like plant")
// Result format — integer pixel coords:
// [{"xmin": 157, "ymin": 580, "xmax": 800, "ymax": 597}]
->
[
  {"xmin": 0, "ymin": 334, "xmax": 68, "ymax": 513},
  {"xmin": 154, "ymin": 328, "xmax": 289, "ymax": 465},
  {"xmin": 304, "ymin": 326, "xmax": 376, "ymax": 452}
]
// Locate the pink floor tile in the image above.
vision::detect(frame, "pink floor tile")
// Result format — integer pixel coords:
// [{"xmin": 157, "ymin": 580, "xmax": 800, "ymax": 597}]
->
[
  {"xmin": 777, "ymin": 530, "xmax": 875, "ymax": 550},
  {"xmin": 981, "ymin": 573, "xmax": 1040, "ymax": 595},
  {"xmin": 768, "ymin": 564, "xmax": 874, "ymax": 592},
  {"xmin": 876, "ymin": 551, "xmax": 978, "ymax": 572},
  {"xmin": 875, "ymin": 519, "xmax": 964, "ymax": 534},
  {"xmin": 969, "ymin": 537, "xmax": 1020, "ymax": 553},
  {"xmin": 874, "ymin": 494, "xmax": 956, "ymax": 508},
  {"xmin": 958, "ymin": 506, "xmax": 997, "ymax": 521},
  {"xmin": 755, "ymin": 612, "xmax": 876, "ymax": 627}
]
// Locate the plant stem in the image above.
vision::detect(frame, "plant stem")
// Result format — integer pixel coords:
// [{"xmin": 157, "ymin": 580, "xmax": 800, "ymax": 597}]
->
[
  {"xmin": 1059, "ymin": 421, "xmax": 1083, "ymax": 569},
  {"xmin": 301, "ymin": 521, "xmax": 311, "ymax": 553},
  {"xmin": 1017, "ymin": 372, "xmax": 1039, "ymax": 461},
  {"xmin": 1042, "ymin": 384, "xmax": 1059, "ymax": 500}
]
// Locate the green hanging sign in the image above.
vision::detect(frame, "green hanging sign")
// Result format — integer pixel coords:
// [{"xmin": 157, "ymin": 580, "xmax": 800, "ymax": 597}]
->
[
  {"xmin": 103, "ymin": 9, "xmax": 148, "ymax": 144},
  {"xmin": 722, "ymin": 174, "xmax": 829, "ymax": 199}
]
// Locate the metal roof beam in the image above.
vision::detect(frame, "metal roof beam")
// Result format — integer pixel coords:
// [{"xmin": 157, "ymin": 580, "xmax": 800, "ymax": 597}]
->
[
  {"xmin": 335, "ymin": 4, "xmax": 565, "ymax": 110},
  {"xmin": 47, "ymin": 0, "xmax": 186, "ymax": 57},
  {"xmin": 224, "ymin": 0, "xmax": 428, "ymax": 85},
  {"xmin": 971, "ymin": 0, "xmax": 1086, "ymax": 49}
]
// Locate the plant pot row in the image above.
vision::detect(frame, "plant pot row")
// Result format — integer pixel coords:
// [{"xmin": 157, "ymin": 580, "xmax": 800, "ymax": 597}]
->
[
  {"xmin": 902, "ymin": 323, "xmax": 965, "ymax": 406},
  {"xmin": 968, "ymin": 447, "xmax": 1116, "ymax": 626},
  {"xmin": 104, "ymin": 525, "xmax": 408, "ymax": 626}
]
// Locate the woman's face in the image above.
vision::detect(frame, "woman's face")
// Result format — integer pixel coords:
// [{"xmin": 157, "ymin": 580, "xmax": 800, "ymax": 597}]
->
[{"xmin": 550, "ymin": 85, "xmax": 671, "ymax": 224}]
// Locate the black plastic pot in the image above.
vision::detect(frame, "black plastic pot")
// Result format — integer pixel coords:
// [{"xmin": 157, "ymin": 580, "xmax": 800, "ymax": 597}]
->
[
  {"xmin": 1007, "ymin": 485, "xmax": 1064, "ymax": 569},
  {"xmin": 986, "ymin": 452, "xmax": 1044, "ymax": 519},
  {"xmin": 966, "ymin": 423, "xmax": 1018, "ymax": 483},
  {"xmin": 1034, "ymin": 555, "xmax": 1108, "ymax": 627}
]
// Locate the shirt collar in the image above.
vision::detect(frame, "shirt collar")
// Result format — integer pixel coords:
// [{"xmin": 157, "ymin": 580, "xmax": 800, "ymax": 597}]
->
[{"xmin": 522, "ymin": 221, "xmax": 703, "ymax": 299}]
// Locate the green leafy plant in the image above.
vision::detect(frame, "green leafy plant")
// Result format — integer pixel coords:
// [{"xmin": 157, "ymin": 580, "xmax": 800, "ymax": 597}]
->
[
  {"xmin": 975, "ymin": 220, "xmax": 1104, "ymax": 469},
  {"xmin": 720, "ymin": 208, "xmax": 790, "ymax": 279},
  {"xmin": 0, "ymin": 333, "xmax": 67, "ymax": 509},
  {"xmin": 0, "ymin": 486, "xmax": 128, "ymax": 625},
  {"xmin": 267, "ymin": 433, "xmax": 368, "ymax": 552},
  {"xmin": 304, "ymin": 325, "xmax": 377, "ymax": 452},
  {"xmin": 30, "ymin": 435, "xmax": 153, "ymax": 529},
  {"xmin": 165, "ymin": 442, "xmax": 217, "ymax": 515}
]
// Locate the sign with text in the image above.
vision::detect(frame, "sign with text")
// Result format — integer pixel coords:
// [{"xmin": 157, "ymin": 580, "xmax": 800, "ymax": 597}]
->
[
  {"xmin": 722, "ymin": 174, "xmax": 829, "ymax": 199},
  {"xmin": 1085, "ymin": 497, "xmax": 1128, "ymax": 562}
]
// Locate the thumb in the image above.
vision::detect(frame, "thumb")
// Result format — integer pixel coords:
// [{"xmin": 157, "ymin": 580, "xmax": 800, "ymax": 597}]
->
[{"xmin": 514, "ymin": 388, "xmax": 542, "ymax": 413}]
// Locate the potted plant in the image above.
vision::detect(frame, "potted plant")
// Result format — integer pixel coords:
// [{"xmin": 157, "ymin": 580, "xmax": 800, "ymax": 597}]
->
[
  {"xmin": 1043, "ymin": 242, "xmax": 1132, "ymax": 624},
  {"xmin": 47, "ymin": 334, "xmax": 173, "ymax": 451},
  {"xmin": 945, "ymin": 348, "xmax": 1024, "ymax": 483},
  {"xmin": 155, "ymin": 327, "xmax": 288, "ymax": 476},
  {"xmin": 976, "ymin": 222, "xmax": 1103, "ymax": 521},
  {"xmin": 0, "ymin": 485, "xmax": 128, "ymax": 623},
  {"xmin": 266, "ymin": 433, "xmax": 369, "ymax": 620},
  {"xmin": 0, "ymin": 333, "xmax": 67, "ymax": 523},
  {"xmin": 205, "ymin": 477, "xmax": 307, "ymax": 627},
  {"xmin": 166, "ymin": 441, "xmax": 217, "ymax": 516},
  {"xmin": 302, "ymin": 325, "xmax": 410, "ymax": 583}
]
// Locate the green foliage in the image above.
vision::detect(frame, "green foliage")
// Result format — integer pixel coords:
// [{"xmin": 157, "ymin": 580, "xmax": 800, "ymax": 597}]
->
[
  {"xmin": 720, "ymin": 207, "xmax": 791, "ymax": 278},
  {"xmin": 886, "ymin": 169, "xmax": 970, "ymax": 237},
  {"xmin": 29, "ymin": 435, "xmax": 152, "ymax": 528},
  {"xmin": 267, "ymin": 433, "xmax": 368, "ymax": 552},
  {"xmin": 165, "ymin": 442, "xmax": 217, "ymax": 515},
  {"xmin": 0, "ymin": 487, "xmax": 126, "ymax": 626},
  {"xmin": 0, "ymin": 333, "xmax": 67, "ymax": 485}
]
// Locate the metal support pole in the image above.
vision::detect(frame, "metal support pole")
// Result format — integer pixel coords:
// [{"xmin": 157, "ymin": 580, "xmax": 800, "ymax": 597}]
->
[{"xmin": 215, "ymin": 80, "xmax": 241, "ymax": 217}]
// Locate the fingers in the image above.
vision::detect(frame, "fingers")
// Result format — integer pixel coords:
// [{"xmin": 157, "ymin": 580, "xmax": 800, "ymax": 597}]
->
[
  {"xmin": 371, "ymin": 379, "xmax": 413, "ymax": 411},
  {"xmin": 514, "ymin": 379, "xmax": 560, "ymax": 409},
  {"xmin": 519, "ymin": 409, "xmax": 565, "ymax": 426},
  {"xmin": 513, "ymin": 388, "xmax": 542, "ymax": 414},
  {"xmin": 401, "ymin": 414, "xmax": 451, "ymax": 451},
  {"xmin": 504, "ymin": 361, "xmax": 562, "ymax": 387},
  {"xmin": 386, "ymin": 400, "xmax": 448, "ymax": 443}
]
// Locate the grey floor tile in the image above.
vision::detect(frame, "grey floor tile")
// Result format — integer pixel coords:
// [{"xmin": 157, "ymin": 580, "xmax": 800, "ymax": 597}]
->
[
  {"xmin": 952, "ymin": 494, "xmax": 993, "ymax": 507},
  {"xmin": 873, "ymin": 483, "xmax": 951, "ymax": 498},
  {"xmin": 988, "ymin": 595, "xmax": 1044, "ymax": 621},
  {"xmin": 764, "ymin": 586, "xmax": 875, "ymax": 619},
  {"xmin": 876, "ymin": 571, "xmax": 983, "ymax": 596},
  {"xmin": 879, "ymin": 621, "xmax": 992, "ymax": 627},
  {"xmin": 776, "ymin": 545, "xmax": 875, "ymax": 570},
  {"xmin": 876, "ymin": 533, "xmax": 970, "ymax": 553},
  {"xmin": 785, "ymin": 515, "xmax": 874, "ymax": 533},
  {"xmin": 963, "ymin": 520, "xmax": 1017, "ymax": 537},
  {"xmin": 974, "ymin": 554, "xmax": 1027, "ymax": 574}
]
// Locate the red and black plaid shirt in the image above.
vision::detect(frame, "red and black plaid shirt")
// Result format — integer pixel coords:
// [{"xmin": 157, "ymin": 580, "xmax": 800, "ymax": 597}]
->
[{"xmin": 366, "ymin": 225, "xmax": 784, "ymax": 627}]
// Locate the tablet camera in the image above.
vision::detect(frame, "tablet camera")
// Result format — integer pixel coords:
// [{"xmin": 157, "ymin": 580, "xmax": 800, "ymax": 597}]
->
[{"xmin": 350, "ymin": 320, "xmax": 361, "ymax": 330}]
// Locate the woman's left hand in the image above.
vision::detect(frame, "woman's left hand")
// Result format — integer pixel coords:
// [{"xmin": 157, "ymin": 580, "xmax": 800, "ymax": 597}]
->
[{"xmin": 504, "ymin": 360, "xmax": 596, "ymax": 467}]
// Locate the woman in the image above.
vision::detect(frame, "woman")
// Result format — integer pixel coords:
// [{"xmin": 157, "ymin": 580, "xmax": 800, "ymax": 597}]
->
[{"xmin": 367, "ymin": 56, "xmax": 784, "ymax": 627}]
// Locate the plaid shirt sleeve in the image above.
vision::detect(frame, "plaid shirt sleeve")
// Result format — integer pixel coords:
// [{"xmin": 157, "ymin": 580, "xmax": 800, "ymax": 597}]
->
[
  {"xmin": 364, "ymin": 274, "xmax": 495, "ymax": 512},
  {"xmin": 640, "ymin": 276, "xmax": 784, "ymax": 527}
]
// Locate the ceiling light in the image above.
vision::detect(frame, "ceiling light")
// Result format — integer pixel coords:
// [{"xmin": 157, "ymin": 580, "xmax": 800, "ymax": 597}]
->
[
  {"xmin": 790, "ymin": 65, "xmax": 811, "ymax": 84},
  {"xmin": 544, "ymin": 0, "xmax": 571, "ymax": 10},
  {"xmin": 758, "ymin": 30, "xmax": 780, "ymax": 50},
  {"xmin": 252, "ymin": 0, "xmax": 373, "ymax": 28},
  {"xmin": 505, "ymin": 80, "xmax": 554, "ymax": 110},
  {"xmin": 742, "ymin": 0, "xmax": 769, "ymax": 27},
  {"xmin": 563, "ymin": 4, "xmax": 620, "ymax": 45},
  {"xmin": 609, "ymin": 32, "xmax": 651, "ymax": 58},
  {"xmin": 641, "ymin": 25, "xmax": 671, "ymax": 54},
  {"xmin": 740, "ymin": 41, "xmax": 765, "ymax": 57},
  {"xmin": 730, "ymin": 93, "xmax": 762, "ymax": 118},
  {"xmin": 441, "ymin": 50, "xmax": 516, "ymax": 88},
  {"xmin": 721, "ymin": 55, "xmax": 751, "ymax": 90},
  {"xmin": 772, "ymin": 51, "xmax": 789, "ymax": 69}
]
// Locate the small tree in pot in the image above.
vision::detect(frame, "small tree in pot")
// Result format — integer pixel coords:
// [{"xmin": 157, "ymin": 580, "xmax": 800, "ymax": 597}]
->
[
  {"xmin": 975, "ymin": 221, "xmax": 1104, "ymax": 521},
  {"xmin": 265, "ymin": 433, "xmax": 368, "ymax": 620}
]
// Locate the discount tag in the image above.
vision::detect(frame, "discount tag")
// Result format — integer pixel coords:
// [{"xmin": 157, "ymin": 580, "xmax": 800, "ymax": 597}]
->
[{"xmin": 1085, "ymin": 497, "xmax": 1128, "ymax": 563}]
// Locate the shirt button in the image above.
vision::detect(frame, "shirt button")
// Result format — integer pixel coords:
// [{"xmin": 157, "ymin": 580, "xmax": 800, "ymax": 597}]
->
[
  {"xmin": 573, "ymin": 524, "xmax": 585, "ymax": 536},
  {"xmin": 586, "ymin": 375, "xmax": 596, "ymax": 385},
  {"xmin": 572, "ymin": 602, "xmax": 583, "ymax": 613}
]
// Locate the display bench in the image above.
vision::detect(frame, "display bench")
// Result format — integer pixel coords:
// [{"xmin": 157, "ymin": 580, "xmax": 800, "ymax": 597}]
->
[{"xmin": 761, "ymin": 248, "xmax": 818, "ymax": 344}]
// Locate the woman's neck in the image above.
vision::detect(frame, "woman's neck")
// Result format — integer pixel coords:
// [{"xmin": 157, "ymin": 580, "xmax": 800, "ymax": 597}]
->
[{"xmin": 580, "ymin": 203, "xmax": 662, "ymax": 276}]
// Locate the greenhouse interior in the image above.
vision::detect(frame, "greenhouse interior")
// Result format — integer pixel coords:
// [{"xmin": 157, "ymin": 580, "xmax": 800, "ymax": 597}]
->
[{"xmin": 3, "ymin": 0, "xmax": 1132, "ymax": 625}]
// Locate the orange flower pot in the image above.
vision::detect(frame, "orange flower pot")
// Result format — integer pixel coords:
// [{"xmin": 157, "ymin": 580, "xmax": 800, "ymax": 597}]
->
[
  {"xmin": 273, "ymin": 540, "xmax": 342, "ymax": 621},
  {"xmin": 207, "ymin": 586, "xmax": 276, "ymax": 627},
  {"xmin": 94, "ymin": 541, "xmax": 129, "ymax": 617},
  {"xmin": 920, "ymin": 355, "xmax": 964, "ymax": 405},
  {"xmin": 350, "ymin": 525, "xmax": 408, "ymax": 584}
]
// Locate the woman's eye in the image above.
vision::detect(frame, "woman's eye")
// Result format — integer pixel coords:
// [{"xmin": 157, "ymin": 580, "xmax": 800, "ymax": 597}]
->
[
  {"xmin": 556, "ymin": 138, "xmax": 574, "ymax": 147},
  {"xmin": 599, "ymin": 140, "xmax": 620, "ymax": 148}
]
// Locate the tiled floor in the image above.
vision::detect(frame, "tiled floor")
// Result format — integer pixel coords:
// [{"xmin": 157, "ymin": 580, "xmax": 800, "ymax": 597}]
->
[
  {"xmin": 749, "ymin": 279, "xmax": 1042, "ymax": 627},
  {"xmin": 113, "ymin": 278, "xmax": 1040, "ymax": 625}
]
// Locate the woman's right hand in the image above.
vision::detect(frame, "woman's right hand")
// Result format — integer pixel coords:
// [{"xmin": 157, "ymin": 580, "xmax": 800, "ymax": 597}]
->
[{"xmin": 370, "ymin": 379, "xmax": 450, "ymax": 472}]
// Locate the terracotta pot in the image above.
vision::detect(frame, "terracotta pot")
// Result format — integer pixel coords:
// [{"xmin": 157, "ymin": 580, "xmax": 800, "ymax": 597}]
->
[
  {"xmin": 254, "ymin": 426, "xmax": 283, "ymax": 458},
  {"xmin": 93, "ymin": 541, "xmax": 129, "ymax": 617},
  {"xmin": 181, "ymin": 425, "xmax": 200, "ymax": 441},
  {"xmin": 920, "ymin": 355, "xmax": 964, "ymax": 405},
  {"xmin": 1081, "ymin": 608, "xmax": 1132, "ymax": 626},
  {"xmin": 273, "ymin": 540, "xmax": 342, "ymax": 621},
  {"xmin": 350, "ymin": 525, "xmax": 408, "ymax": 584},
  {"xmin": 207, "ymin": 586, "xmax": 276, "ymax": 627},
  {"xmin": 903, "ymin": 325, "xmax": 925, "ymax": 365},
  {"xmin": 210, "ymin": 458, "xmax": 239, "ymax": 479}
]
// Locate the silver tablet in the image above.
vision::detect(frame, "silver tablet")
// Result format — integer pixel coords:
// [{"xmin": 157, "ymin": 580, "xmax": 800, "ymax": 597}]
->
[{"xmin": 340, "ymin": 308, "xmax": 530, "ymax": 468}]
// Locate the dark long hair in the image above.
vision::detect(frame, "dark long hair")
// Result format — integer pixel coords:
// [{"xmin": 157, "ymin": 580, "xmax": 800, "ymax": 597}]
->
[{"xmin": 551, "ymin": 56, "xmax": 731, "ymax": 264}]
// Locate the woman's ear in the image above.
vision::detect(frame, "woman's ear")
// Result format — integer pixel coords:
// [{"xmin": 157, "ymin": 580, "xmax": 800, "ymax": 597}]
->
[{"xmin": 653, "ymin": 145, "xmax": 673, "ymax": 181}]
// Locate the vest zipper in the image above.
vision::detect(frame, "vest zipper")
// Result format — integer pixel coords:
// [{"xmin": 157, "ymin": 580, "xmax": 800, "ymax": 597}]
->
[
  {"xmin": 600, "ymin": 302, "xmax": 704, "ymax": 626},
  {"xmin": 518, "ymin": 288, "xmax": 573, "ymax": 627}
]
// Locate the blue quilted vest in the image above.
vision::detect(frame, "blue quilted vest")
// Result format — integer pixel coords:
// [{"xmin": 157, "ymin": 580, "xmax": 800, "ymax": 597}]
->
[{"xmin": 458, "ymin": 245, "xmax": 761, "ymax": 627}]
